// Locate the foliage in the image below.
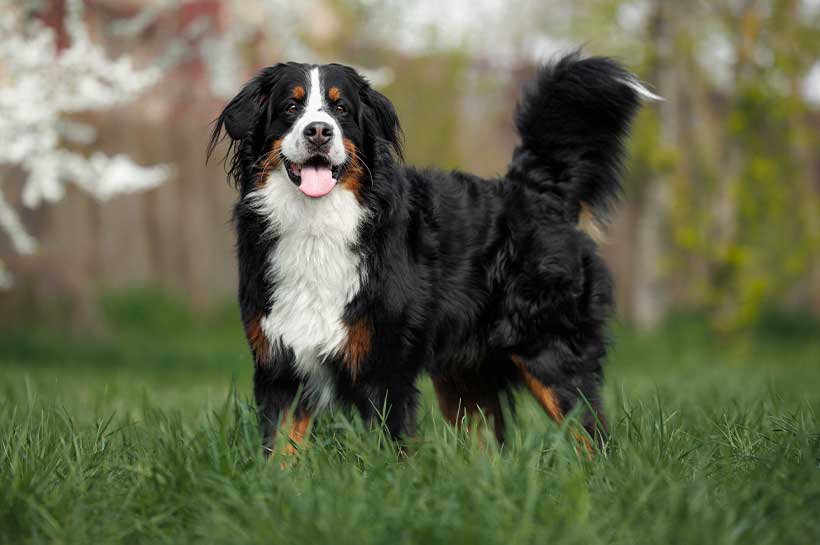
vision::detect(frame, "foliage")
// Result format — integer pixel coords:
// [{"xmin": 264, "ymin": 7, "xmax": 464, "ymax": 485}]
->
[
  {"xmin": 688, "ymin": 0, "xmax": 820, "ymax": 330},
  {"xmin": 571, "ymin": 0, "xmax": 820, "ymax": 330}
]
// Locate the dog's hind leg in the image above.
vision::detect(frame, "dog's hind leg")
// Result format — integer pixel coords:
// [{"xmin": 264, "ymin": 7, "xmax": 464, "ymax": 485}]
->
[
  {"xmin": 431, "ymin": 367, "xmax": 508, "ymax": 445},
  {"xmin": 353, "ymin": 375, "xmax": 421, "ymax": 443},
  {"xmin": 511, "ymin": 353, "xmax": 607, "ymax": 452}
]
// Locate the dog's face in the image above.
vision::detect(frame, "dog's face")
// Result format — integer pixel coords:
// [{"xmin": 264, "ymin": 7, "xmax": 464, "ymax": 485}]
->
[{"xmin": 210, "ymin": 62, "xmax": 402, "ymax": 198}]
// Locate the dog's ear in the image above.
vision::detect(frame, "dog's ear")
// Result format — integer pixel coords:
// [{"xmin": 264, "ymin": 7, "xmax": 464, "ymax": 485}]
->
[
  {"xmin": 207, "ymin": 64, "xmax": 287, "ymax": 160},
  {"xmin": 361, "ymin": 86, "xmax": 404, "ymax": 161},
  {"xmin": 220, "ymin": 80, "xmax": 264, "ymax": 140}
]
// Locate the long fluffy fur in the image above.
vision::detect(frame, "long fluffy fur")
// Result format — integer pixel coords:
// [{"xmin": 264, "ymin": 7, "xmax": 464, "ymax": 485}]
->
[
  {"xmin": 509, "ymin": 52, "xmax": 645, "ymax": 226},
  {"xmin": 208, "ymin": 53, "xmax": 648, "ymax": 450}
]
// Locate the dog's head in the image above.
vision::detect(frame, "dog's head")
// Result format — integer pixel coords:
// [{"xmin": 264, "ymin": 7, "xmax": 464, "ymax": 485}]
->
[{"xmin": 208, "ymin": 63, "xmax": 402, "ymax": 198}]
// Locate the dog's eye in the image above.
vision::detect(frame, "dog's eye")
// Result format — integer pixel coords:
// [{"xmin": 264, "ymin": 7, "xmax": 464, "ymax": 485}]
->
[
  {"xmin": 286, "ymin": 103, "xmax": 298, "ymax": 114},
  {"xmin": 335, "ymin": 104, "xmax": 347, "ymax": 114}
]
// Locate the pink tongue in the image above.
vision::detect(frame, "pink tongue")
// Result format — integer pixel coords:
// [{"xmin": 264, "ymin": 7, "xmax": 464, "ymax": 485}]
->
[{"xmin": 299, "ymin": 165, "xmax": 336, "ymax": 197}]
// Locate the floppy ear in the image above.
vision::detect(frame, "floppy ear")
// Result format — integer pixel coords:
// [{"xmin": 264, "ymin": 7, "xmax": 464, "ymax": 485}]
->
[
  {"xmin": 221, "ymin": 80, "xmax": 265, "ymax": 140},
  {"xmin": 207, "ymin": 64, "xmax": 286, "ymax": 160},
  {"xmin": 361, "ymin": 87, "xmax": 404, "ymax": 161}
]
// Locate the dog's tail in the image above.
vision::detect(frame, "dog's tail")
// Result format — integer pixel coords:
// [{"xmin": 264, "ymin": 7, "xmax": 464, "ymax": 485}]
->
[{"xmin": 509, "ymin": 51, "xmax": 659, "ymax": 240}]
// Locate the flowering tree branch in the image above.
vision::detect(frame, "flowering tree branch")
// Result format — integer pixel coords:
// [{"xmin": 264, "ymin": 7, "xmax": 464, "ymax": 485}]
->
[{"xmin": 0, "ymin": 0, "xmax": 172, "ymax": 286}]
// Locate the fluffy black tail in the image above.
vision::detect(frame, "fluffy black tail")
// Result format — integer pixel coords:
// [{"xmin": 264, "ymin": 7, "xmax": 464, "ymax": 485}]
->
[{"xmin": 509, "ymin": 52, "xmax": 658, "ymax": 238}]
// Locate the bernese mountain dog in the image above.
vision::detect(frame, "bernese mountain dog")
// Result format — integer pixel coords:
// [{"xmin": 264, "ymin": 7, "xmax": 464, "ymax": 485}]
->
[{"xmin": 207, "ymin": 52, "xmax": 655, "ymax": 454}]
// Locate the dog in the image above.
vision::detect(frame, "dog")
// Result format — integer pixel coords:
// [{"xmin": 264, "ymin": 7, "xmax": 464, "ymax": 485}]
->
[{"xmin": 208, "ymin": 52, "xmax": 654, "ymax": 453}]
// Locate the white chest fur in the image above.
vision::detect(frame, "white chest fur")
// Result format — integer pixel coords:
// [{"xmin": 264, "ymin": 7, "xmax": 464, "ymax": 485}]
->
[{"xmin": 249, "ymin": 166, "xmax": 366, "ymax": 408}]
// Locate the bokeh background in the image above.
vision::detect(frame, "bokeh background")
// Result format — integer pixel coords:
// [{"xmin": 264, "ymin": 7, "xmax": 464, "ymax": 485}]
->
[
  {"xmin": 2, "ymin": 0, "xmax": 820, "ymax": 333},
  {"xmin": 2, "ymin": 3, "xmax": 820, "ymax": 543}
]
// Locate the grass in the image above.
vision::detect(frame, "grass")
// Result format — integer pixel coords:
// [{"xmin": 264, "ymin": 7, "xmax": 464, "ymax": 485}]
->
[{"xmin": 1, "ymin": 290, "xmax": 819, "ymax": 544}]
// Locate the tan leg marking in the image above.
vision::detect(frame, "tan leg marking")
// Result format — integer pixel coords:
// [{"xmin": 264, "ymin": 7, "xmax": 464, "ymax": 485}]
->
[
  {"xmin": 512, "ymin": 356, "xmax": 595, "ymax": 458},
  {"xmin": 512, "ymin": 356, "xmax": 564, "ymax": 424},
  {"xmin": 283, "ymin": 414, "xmax": 311, "ymax": 455}
]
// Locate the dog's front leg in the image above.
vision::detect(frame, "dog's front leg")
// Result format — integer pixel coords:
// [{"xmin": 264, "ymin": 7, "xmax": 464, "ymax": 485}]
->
[{"xmin": 253, "ymin": 365, "xmax": 311, "ymax": 457}]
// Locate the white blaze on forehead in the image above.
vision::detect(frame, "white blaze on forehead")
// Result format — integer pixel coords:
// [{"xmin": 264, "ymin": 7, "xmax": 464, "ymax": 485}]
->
[
  {"xmin": 306, "ymin": 67, "xmax": 324, "ymax": 113},
  {"xmin": 280, "ymin": 66, "xmax": 347, "ymax": 166}
]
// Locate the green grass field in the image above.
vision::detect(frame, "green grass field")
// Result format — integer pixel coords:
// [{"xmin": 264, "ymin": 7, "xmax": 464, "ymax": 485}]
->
[{"xmin": 2, "ymin": 291, "xmax": 819, "ymax": 544}]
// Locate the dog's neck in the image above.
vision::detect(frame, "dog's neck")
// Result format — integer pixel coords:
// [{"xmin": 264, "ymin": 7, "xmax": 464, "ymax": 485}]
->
[{"xmin": 247, "ymin": 165, "xmax": 366, "ymax": 237}]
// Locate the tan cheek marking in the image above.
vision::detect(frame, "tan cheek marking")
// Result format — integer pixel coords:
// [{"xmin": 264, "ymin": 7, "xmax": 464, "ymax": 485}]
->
[
  {"xmin": 339, "ymin": 139, "xmax": 366, "ymax": 201},
  {"xmin": 328, "ymin": 86, "xmax": 341, "ymax": 102},
  {"xmin": 292, "ymin": 86, "xmax": 305, "ymax": 100},
  {"xmin": 258, "ymin": 139, "xmax": 283, "ymax": 187},
  {"xmin": 343, "ymin": 319, "xmax": 371, "ymax": 379}
]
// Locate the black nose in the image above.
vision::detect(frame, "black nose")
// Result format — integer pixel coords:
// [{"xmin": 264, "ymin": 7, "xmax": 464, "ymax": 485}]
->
[{"xmin": 303, "ymin": 122, "xmax": 333, "ymax": 147}]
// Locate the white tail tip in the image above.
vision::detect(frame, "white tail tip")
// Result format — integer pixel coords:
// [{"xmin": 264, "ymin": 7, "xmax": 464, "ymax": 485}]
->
[{"xmin": 619, "ymin": 77, "xmax": 664, "ymax": 102}]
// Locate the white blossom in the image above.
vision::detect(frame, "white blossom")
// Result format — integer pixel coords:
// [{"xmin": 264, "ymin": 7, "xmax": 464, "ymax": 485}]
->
[{"xmin": 0, "ymin": 0, "xmax": 171, "ymax": 285}]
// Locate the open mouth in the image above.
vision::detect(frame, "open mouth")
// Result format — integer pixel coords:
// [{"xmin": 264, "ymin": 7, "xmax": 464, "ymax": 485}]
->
[{"xmin": 284, "ymin": 155, "xmax": 344, "ymax": 198}]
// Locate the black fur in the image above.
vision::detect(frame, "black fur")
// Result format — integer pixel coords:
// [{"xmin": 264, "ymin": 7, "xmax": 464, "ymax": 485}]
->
[
  {"xmin": 510, "ymin": 52, "xmax": 642, "ymax": 223},
  {"xmin": 208, "ymin": 54, "xmax": 647, "ymax": 450}
]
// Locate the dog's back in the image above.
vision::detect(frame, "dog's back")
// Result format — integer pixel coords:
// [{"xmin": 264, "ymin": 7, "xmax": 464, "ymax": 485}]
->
[{"xmin": 209, "ymin": 53, "xmax": 652, "ymax": 452}]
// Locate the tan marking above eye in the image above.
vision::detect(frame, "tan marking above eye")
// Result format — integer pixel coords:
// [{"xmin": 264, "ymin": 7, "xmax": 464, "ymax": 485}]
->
[
  {"xmin": 328, "ymin": 87, "xmax": 341, "ymax": 102},
  {"xmin": 292, "ymin": 86, "xmax": 305, "ymax": 100}
]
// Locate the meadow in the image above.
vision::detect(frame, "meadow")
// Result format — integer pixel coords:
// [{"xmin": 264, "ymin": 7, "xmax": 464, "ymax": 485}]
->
[{"xmin": 2, "ymin": 291, "xmax": 819, "ymax": 545}]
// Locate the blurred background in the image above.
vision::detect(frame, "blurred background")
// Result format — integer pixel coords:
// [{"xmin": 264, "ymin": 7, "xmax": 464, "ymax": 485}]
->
[
  {"xmin": 3, "ymin": 6, "xmax": 819, "ymax": 539},
  {"xmin": 2, "ymin": 0, "xmax": 820, "ymax": 335}
]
